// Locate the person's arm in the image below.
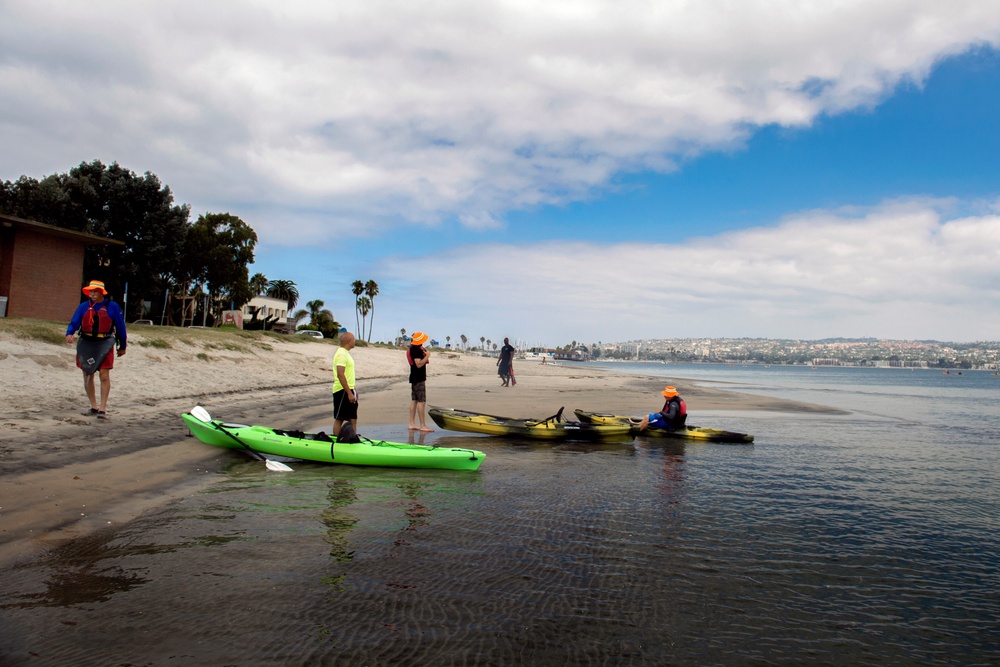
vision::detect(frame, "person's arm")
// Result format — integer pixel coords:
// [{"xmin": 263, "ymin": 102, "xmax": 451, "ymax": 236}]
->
[
  {"xmin": 415, "ymin": 349, "xmax": 430, "ymax": 367},
  {"xmin": 109, "ymin": 302, "xmax": 127, "ymax": 354},
  {"xmin": 65, "ymin": 302, "xmax": 85, "ymax": 343},
  {"xmin": 337, "ymin": 365, "xmax": 355, "ymax": 402}
]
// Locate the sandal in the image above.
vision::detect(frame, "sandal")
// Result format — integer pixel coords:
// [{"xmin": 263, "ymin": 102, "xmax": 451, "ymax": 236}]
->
[
  {"xmin": 97, "ymin": 411, "xmax": 109, "ymax": 420},
  {"xmin": 83, "ymin": 408, "xmax": 99, "ymax": 416}
]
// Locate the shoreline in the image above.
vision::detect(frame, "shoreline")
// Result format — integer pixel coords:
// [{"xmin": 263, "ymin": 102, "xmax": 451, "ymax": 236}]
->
[{"xmin": 0, "ymin": 319, "xmax": 844, "ymax": 566}]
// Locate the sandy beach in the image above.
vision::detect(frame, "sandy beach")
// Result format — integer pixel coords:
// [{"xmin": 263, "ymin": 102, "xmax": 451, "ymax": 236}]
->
[{"xmin": 0, "ymin": 319, "xmax": 840, "ymax": 566}]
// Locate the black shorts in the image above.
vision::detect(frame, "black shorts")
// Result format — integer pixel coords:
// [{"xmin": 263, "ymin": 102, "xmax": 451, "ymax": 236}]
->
[
  {"xmin": 410, "ymin": 381, "xmax": 426, "ymax": 403},
  {"xmin": 332, "ymin": 389, "xmax": 358, "ymax": 421}
]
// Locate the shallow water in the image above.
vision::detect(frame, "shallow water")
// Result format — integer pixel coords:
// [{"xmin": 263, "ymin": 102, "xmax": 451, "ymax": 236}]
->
[{"xmin": 1, "ymin": 365, "xmax": 998, "ymax": 665}]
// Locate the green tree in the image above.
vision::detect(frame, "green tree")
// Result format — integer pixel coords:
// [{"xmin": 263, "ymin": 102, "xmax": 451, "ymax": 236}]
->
[
  {"xmin": 266, "ymin": 279, "xmax": 299, "ymax": 312},
  {"xmin": 250, "ymin": 272, "xmax": 269, "ymax": 296},
  {"xmin": 460, "ymin": 334, "xmax": 467, "ymax": 350},
  {"xmin": 183, "ymin": 212, "xmax": 257, "ymax": 318},
  {"xmin": 351, "ymin": 280, "xmax": 365, "ymax": 338},
  {"xmin": 363, "ymin": 279, "xmax": 379, "ymax": 342},
  {"xmin": 0, "ymin": 159, "xmax": 190, "ymax": 319},
  {"xmin": 480, "ymin": 336, "xmax": 485, "ymax": 350}
]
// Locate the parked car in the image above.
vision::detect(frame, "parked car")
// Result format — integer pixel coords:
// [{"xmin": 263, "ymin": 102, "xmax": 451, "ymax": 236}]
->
[
  {"xmin": 296, "ymin": 330, "xmax": 324, "ymax": 339},
  {"xmin": 132, "ymin": 319, "xmax": 154, "ymax": 325}
]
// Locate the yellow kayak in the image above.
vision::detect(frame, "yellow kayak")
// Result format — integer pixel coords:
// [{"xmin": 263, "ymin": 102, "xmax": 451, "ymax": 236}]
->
[
  {"xmin": 574, "ymin": 409, "xmax": 754, "ymax": 443},
  {"xmin": 429, "ymin": 407, "xmax": 633, "ymax": 442}
]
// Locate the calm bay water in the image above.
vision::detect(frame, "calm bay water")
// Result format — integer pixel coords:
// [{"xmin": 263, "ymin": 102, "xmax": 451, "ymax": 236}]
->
[{"xmin": 1, "ymin": 364, "xmax": 998, "ymax": 665}]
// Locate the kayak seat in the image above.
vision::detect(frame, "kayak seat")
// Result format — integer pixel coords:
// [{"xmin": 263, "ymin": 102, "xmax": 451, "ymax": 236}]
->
[{"xmin": 273, "ymin": 428, "xmax": 333, "ymax": 442}]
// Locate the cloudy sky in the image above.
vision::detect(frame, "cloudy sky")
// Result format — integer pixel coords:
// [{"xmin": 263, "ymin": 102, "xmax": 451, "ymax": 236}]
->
[{"xmin": 3, "ymin": 1, "xmax": 1000, "ymax": 346}]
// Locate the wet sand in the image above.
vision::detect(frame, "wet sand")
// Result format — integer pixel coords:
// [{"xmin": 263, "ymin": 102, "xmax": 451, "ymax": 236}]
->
[{"xmin": 0, "ymin": 320, "xmax": 842, "ymax": 566}]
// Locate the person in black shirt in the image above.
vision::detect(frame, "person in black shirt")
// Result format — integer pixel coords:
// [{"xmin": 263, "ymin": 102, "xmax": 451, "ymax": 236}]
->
[{"xmin": 407, "ymin": 331, "xmax": 433, "ymax": 432}]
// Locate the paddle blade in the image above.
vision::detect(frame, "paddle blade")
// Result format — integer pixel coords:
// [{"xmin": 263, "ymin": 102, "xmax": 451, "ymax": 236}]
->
[
  {"xmin": 190, "ymin": 405, "xmax": 213, "ymax": 422},
  {"xmin": 265, "ymin": 459, "xmax": 294, "ymax": 472}
]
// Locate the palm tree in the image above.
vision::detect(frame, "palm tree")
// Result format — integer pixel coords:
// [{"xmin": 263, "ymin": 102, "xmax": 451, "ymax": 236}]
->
[
  {"xmin": 460, "ymin": 334, "xmax": 467, "ymax": 350},
  {"xmin": 480, "ymin": 336, "xmax": 485, "ymax": 351},
  {"xmin": 294, "ymin": 299, "xmax": 339, "ymax": 337},
  {"xmin": 249, "ymin": 273, "xmax": 268, "ymax": 296},
  {"xmin": 357, "ymin": 296, "xmax": 371, "ymax": 340},
  {"xmin": 266, "ymin": 279, "xmax": 299, "ymax": 311},
  {"xmin": 351, "ymin": 280, "xmax": 364, "ymax": 337},
  {"xmin": 364, "ymin": 279, "xmax": 379, "ymax": 342},
  {"xmin": 446, "ymin": 335, "xmax": 451, "ymax": 348}
]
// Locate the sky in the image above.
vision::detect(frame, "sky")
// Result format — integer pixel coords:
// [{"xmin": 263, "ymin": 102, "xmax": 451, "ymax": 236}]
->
[{"xmin": 2, "ymin": 1, "xmax": 1000, "ymax": 347}]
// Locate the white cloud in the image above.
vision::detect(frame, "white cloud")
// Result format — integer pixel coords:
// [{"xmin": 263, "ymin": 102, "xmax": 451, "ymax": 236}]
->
[
  {"xmin": 2, "ymin": 0, "xmax": 1000, "ymax": 243},
  {"xmin": 373, "ymin": 200, "xmax": 1000, "ymax": 343}
]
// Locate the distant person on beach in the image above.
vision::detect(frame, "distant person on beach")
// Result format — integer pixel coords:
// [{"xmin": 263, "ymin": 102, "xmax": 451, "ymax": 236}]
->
[
  {"xmin": 638, "ymin": 386, "xmax": 687, "ymax": 432},
  {"xmin": 332, "ymin": 331, "xmax": 357, "ymax": 437},
  {"xmin": 497, "ymin": 337, "xmax": 516, "ymax": 387},
  {"xmin": 406, "ymin": 331, "xmax": 433, "ymax": 432},
  {"xmin": 65, "ymin": 280, "xmax": 127, "ymax": 420}
]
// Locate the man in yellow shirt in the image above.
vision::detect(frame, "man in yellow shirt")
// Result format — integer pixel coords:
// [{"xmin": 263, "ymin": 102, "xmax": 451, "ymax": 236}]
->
[{"xmin": 332, "ymin": 332, "xmax": 357, "ymax": 436}]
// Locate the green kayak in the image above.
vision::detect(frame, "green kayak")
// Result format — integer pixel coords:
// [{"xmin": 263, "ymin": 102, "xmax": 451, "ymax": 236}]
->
[{"xmin": 182, "ymin": 412, "xmax": 485, "ymax": 471}]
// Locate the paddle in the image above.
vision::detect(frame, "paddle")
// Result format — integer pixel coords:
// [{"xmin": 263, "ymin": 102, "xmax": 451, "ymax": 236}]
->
[{"xmin": 189, "ymin": 405, "xmax": 293, "ymax": 472}]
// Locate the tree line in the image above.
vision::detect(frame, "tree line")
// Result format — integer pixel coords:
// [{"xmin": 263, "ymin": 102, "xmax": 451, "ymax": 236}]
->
[{"xmin": 1, "ymin": 160, "xmax": 257, "ymax": 323}]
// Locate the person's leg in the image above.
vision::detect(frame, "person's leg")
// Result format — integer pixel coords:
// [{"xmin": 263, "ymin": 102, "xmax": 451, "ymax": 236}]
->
[
  {"xmin": 417, "ymin": 402, "xmax": 432, "ymax": 431},
  {"xmin": 84, "ymin": 372, "xmax": 98, "ymax": 410},
  {"xmin": 98, "ymin": 369, "xmax": 111, "ymax": 413},
  {"xmin": 408, "ymin": 400, "xmax": 418, "ymax": 429},
  {"xmin": 332, "ymin": 391, "xmax": 344, "ymax": 435}
]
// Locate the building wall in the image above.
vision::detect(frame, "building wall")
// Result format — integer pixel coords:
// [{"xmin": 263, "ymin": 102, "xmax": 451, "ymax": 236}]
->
[{"xmin": 4, "ymin": 228, "xmax": 85, "ymax": 320}]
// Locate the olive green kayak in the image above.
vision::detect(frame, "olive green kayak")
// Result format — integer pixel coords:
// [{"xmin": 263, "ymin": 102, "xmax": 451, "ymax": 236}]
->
[
  {"xmin": 573, "ymin": 409, "xmax": 754, "ymax": 443},
  {"xmin": 182, "ymin": 412, "xmax": 485, "ymax": 471},
  {"xmin": 429, "ymin": 407, "xmax": 634, "ymax": 442}
]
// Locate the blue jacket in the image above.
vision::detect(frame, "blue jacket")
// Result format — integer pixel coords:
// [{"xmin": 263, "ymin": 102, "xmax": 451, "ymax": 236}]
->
[{"xmin": 67, "ymin": 299, "xmax": 128, "ymax": 350}]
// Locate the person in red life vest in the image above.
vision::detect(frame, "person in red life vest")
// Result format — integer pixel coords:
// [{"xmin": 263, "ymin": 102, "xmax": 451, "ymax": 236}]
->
[
  {"xmin": 65, "ymin": 280, "xmax": 127, "ymax": 419},
  {"xmin": 638, "ymin": 385, "xmax": 687, "ymax": 432},
  {"xmin": 406, "ymin": 331, "xmax": 433, "ymax": 432}
]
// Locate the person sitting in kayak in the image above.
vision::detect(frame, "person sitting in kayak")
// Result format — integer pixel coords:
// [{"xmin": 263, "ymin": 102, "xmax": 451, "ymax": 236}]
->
[{"xmin": 638, "ymin": 386, "xmax": 687, "ymax": 431}]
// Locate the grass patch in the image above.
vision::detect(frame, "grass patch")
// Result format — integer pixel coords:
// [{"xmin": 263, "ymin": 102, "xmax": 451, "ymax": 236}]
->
[
  {"xmin": 135, "ymin": 338, "xmax": 171, "ymax": 349},
  {"xmin": 204, "ymin": 342, "xmax": 250, "ymax": 353},
  {"xmin": 196, "ymin": 352, "xmax": 210, "ymax": 361},
  {"xmin": 1, "ymin": 316, "xmax": 314, "ymax": 353},
  {"xmin": 0, "ymin": 317, "xmax": 67, "ymax": 345}
]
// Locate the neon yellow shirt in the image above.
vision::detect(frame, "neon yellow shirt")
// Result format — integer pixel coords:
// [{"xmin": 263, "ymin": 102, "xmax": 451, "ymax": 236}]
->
[{"xmin": 332, "ymin": 346, "xmax": 355, "ymax": 393}]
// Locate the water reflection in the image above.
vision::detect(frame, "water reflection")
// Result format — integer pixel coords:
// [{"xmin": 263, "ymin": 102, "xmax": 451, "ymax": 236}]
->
[
  {"xmin": 0, "ymin": 520, "xmax": 175, "ymax": 608},
  {"xmin": 320, "ymin": 478, "xmax": 358, "ymax": 593}
]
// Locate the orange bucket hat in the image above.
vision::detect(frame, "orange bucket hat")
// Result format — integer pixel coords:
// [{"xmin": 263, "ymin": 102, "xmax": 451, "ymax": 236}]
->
[
  {"xmin": 83, "ymin": 280, "xmax": 107, "ymax": 295},
  {"xmin": 661, "ymin": 385, "xmax": 679, "ymax": 397},
  {"xmin": 411, "ymin": 331, "xmax": 429, "ymax": 345}
]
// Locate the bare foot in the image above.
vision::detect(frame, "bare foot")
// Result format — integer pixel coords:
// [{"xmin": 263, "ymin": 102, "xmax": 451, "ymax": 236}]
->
[
  {"xmin": 418, "ymin": 426, "xmax": 433, "ymax": 433},
  {"xmin": 408, "ymin": 425, "xmax": 419, "ymax": 430}
]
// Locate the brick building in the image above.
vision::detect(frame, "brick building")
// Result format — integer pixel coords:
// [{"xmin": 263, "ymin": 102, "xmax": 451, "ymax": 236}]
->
[{"xmin": 0, "ymin": 213, "xmax": 124, "ymax": 321}]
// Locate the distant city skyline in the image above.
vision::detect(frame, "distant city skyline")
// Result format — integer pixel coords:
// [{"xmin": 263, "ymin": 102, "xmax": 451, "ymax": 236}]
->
[{"xmin": 2, "ymin": 3, "xmax": 999, "ymax": 344}]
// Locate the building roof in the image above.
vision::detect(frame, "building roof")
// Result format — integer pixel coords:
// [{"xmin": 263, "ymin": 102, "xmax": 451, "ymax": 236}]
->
[{"xmin": 0, "ymin": 213, "xmax": 125, "ymax": 246}]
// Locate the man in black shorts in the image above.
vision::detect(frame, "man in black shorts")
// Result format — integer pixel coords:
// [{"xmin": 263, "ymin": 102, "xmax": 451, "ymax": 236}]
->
[{"xmin": 332, "ymin": 332, "xmax": 357, "ymax": 436}]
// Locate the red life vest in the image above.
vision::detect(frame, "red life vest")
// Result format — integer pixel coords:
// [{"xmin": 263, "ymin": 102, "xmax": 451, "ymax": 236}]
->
[
  {"xmin": 662, "ymin": 397, "xmax": 687, "ymax": 416},
  {"xmin": 82, "ymin": 302, "xmax": 114, "ymax": 338}
]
